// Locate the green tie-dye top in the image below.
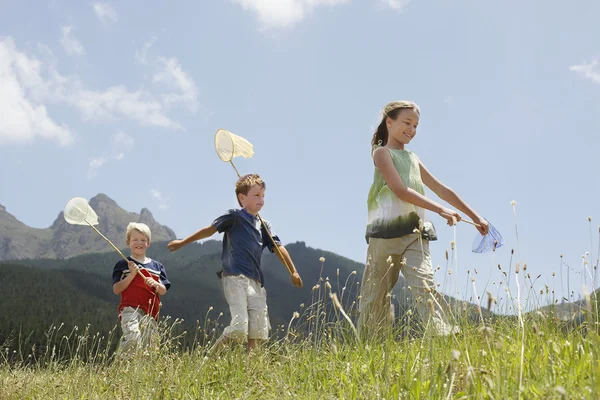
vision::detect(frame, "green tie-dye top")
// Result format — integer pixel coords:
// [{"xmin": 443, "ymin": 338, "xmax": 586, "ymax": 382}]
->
[{"xmin": 366, "ymin": 147, "xmax": 426, "ymax": 241}]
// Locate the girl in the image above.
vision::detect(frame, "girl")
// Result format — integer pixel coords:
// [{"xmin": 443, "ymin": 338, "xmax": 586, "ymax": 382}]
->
[{"xmin": 358, "ymin": 100, "xmax": 489, "ymax": 338}]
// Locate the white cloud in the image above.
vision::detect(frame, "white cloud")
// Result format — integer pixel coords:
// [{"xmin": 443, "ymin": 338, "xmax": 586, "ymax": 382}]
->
[
  {"xmin": 382, "ymin": 0, "xmax": 411, "ymax": 11},
  {"xmin": 59, "ymin": 83, "xmax": 183, "ymax": 129},
  {"xmin": 1, "ymin": 37, "xmax": 184, "ymax": 140},
  {"xmin": 135, "ymin": 37, "xmax": 156, "ymax": 65},
  {"xmin": 570, "ymin": 58, "xmax": 600, "ymax": 84},
  {"xmin": 93, "ymin": 3, "xmax": 118, "ymax": 25},
  {"xmin": 153, "ymin": 57, "xmax": 199, "ymax": 112},
  {"xmin": 60, "ymin": 26, "xmax": 84, "ymax": 56},
  {"xmin": 0, "ymin": 38, "xmax": 73, "ymax": 146},
  {"xmin": 87, "ymin": 157, "xmax": 106, "ymax": 179},
  {"xmin": 0, "ymin": 37, "xmax": 197, "ymax": 147},
  {"xmin": 232, "ymin": 0, "xmax": 349, "ymax": 29},
  {"xmin": 110, "ymin": 131, "xmax": 134, "ymax": 160},
  {"xmin": 150, "ymin": 189, "xmax": 170, "ymax": 210},
  {"xmin": 87, "ymin": 131, "xmax": 133, "ymax": 177}
]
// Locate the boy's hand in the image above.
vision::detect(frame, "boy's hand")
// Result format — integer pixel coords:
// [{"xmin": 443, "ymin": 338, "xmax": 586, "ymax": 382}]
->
[
  {"xmin": 167, "ymin": 240, "xmax": 183, "ymax": 252},
  {"xmin": 439, "ymin": 207, "xmax": 461, "ymax": 226},
  {"xmin": 473, "ymin": 215, "xmax": 489, "ymax": 236},
  {"xmin": 144, "ymin": 277, "xmax": 159, "ymax": 289},
  {"xmin": 291, "ymin": 272, "xmax": 303, "ymax": 288},
  {"xmin": 127, "ymin": 261, "xmax": 138, "ymax": 275}
]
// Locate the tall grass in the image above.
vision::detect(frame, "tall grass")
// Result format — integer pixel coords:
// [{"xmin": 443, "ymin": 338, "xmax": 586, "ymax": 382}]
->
[{"xmin": 2, "ymin": 209, "xmax": 599, "ymax": 399}]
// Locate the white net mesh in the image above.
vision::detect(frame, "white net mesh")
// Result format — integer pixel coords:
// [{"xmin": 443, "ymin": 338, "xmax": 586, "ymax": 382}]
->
[
  {"xmin": 63, "ymin": 197, "xmax": 99, "ymax": 226},
  {"xmin": 214, "ymin": 129, "xmax": 254, "ymax": 162}
]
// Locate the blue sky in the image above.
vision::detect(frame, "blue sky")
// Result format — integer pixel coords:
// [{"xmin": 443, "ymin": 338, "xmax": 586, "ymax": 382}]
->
[{"xmin": 1, "ymin": 0, "xmax": 599, "ymax": 311}]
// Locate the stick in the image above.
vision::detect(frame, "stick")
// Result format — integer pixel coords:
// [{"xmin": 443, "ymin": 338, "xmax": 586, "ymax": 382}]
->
[{"xmin": 440, "ymin": 213, "xmax": 481, "ymax": 228}]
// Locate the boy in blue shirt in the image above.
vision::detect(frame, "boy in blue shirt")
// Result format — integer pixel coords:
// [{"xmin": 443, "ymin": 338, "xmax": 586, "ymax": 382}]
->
[{"xmin": 168, "ymin": 174, "xmax": 302, "ymax": 351}]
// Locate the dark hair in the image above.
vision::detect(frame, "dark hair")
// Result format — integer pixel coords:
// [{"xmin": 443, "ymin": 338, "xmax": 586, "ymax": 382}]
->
[{"xmin": 371, "ymin": 101, "xmax": 420, "ymax": 149}]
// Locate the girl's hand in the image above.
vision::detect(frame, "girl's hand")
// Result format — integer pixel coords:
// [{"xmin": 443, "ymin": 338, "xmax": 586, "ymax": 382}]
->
[
  {"xmin": 473, "ymin": 215, "xmax": 489, "ymax": 236},
  {"xmin": 439, "ymin": 208, "xmax": 461, "ymax": 226}
]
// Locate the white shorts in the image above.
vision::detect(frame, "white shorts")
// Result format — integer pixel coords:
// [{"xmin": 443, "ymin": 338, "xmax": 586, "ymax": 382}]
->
[
  {"xmin": 118, "ymin": 306, "xmax": 158, "ymax": 355},
  {"xmin": 221, "ymin": 275, "xmax": 270, "ymax": 341}
]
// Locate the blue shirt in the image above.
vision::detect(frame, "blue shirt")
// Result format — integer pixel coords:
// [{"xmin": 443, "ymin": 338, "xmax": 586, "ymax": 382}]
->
[{"xmin": 212, "ymin": 209, "xmax": 281, "ymax": 286}]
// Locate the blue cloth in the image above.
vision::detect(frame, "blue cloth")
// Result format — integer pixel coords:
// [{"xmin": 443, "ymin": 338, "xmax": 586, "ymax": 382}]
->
[{"xmin": 212, "ymin": 209, "xmax": 281, "ymax": 286}]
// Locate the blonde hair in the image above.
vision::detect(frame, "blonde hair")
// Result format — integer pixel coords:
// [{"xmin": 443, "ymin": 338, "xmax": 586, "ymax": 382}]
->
[
  {"xmin": 372, "ymin": 101, "xmax": 420, "ymax": 149},
  {"xmin": 235, "ymin": 174, "xmax": 266, "ymax": 207},
  {"xmin": 126, "ymin": 222, "xmax": 152, "ymax": 244}
]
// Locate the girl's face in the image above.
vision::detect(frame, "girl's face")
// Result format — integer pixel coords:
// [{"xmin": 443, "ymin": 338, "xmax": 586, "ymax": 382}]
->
[{"xmin": 386, "ymin": 108, "xmax": 419, "ymax": 149}]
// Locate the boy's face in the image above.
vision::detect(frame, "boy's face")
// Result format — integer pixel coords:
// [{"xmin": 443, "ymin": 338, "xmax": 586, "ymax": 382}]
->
[
  {"xmin": 128, "ymin": 230, "xmax": 150, "ymax": 259},
  {"xmin": 239, "ymin": 184, "xmax": 265, "ymax": 215}
]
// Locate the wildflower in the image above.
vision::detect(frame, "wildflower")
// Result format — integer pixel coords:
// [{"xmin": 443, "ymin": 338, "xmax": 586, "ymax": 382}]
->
[
  {"xmin": 451, "ymin": 350, "xmax": 460, "ymax": 360},
  {"xmin": 319, "ymin": 257, "xmax": 326, "ymax": 263}
]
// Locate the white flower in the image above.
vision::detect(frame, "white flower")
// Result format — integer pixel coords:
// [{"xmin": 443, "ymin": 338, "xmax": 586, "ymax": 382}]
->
[{"xmin": 319, "ymin": 257, "xmax": 326, "ymax": 263}]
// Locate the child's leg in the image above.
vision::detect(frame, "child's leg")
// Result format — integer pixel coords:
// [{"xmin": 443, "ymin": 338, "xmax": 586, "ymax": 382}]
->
[
  {"xmin": 139, "ymin": 313, "xmax": 158, "ymax": 349},
  {"xmin": 358, "ymin": 237, "xmax": 404, "ymax": 339},
  {"xmin": 247, "ymin": 279, "xmax": 269, "ymax": 352},
  {"xmin": 118, "ymin": 307, "xmax": 143, "ymax": 356},
  {"xmin": 401, "ymin": 238, "xmax": 458, "ymax": 336},
  {"xmin": 211, "ymin": 276, "xmax": 250, "ymax": 352}
]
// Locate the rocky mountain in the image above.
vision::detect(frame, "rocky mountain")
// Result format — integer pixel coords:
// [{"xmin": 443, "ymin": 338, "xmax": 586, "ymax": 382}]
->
[{"xmin": 0, "ymin": 194, "xmax": 176, "ymax": 261}]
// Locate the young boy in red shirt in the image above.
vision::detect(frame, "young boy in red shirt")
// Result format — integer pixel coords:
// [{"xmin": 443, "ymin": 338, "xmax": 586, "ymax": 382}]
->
[{"xmin": 112, "ymin": 222, "xmax": 170, "ymax": 355}]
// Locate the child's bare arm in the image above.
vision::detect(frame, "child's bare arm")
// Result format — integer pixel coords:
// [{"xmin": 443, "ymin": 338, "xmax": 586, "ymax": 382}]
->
[
  {"xmin": 168, "ymin": 226, "xmax": 217, "ymax": 252},
  {"xmin": 113, "ymin": 261, "xmax": 138, "ymax": 295},
  {"xmin": 419, "ymin": 161, "xmax": 489, "ymax": 235},
  {"xmin": 275, "ymin": 245, "xmax": 303, "ymax": 288},
  {"xmin": 373, "ymin": 147, "xmax": 459, "ymax": 225}
]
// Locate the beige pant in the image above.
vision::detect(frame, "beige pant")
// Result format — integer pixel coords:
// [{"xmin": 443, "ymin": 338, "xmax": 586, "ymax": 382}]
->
[
  {"xmin": 118, "ymin": 307, "xmax": 158, "ymax": 356},
  {"xmin": 220, "ymin": 275, "xmax": 270, "ymax": 341},
  {"xmin": 358, "ymin": 234, "xmax": 457, "ymax": 338}
]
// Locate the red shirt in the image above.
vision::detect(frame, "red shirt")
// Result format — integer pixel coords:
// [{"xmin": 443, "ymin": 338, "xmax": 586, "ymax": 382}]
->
[{"xmin": 112, "ymin": 257, "xmax": 170, "ymax": 319}]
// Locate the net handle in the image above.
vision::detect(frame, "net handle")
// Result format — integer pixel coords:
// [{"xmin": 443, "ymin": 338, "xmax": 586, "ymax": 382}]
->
[{"xmin": 440, "ymin": 212, "xmax": 481, "ymax": 228}]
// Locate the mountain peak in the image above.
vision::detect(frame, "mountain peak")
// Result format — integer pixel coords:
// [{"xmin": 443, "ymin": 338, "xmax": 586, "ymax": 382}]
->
[
  {"xmin": 0, "ymin": 194, "xmax": 177, "ymax": 261},
  {"xmin": 89, "ymin": 193, "xmax": 118, "ymax": 207}
]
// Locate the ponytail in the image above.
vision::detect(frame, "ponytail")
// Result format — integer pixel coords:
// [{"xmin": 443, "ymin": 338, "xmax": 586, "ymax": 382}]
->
[{"xmin": 371, "ymin": 118, "xmax": 388, "ymax": 149}]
